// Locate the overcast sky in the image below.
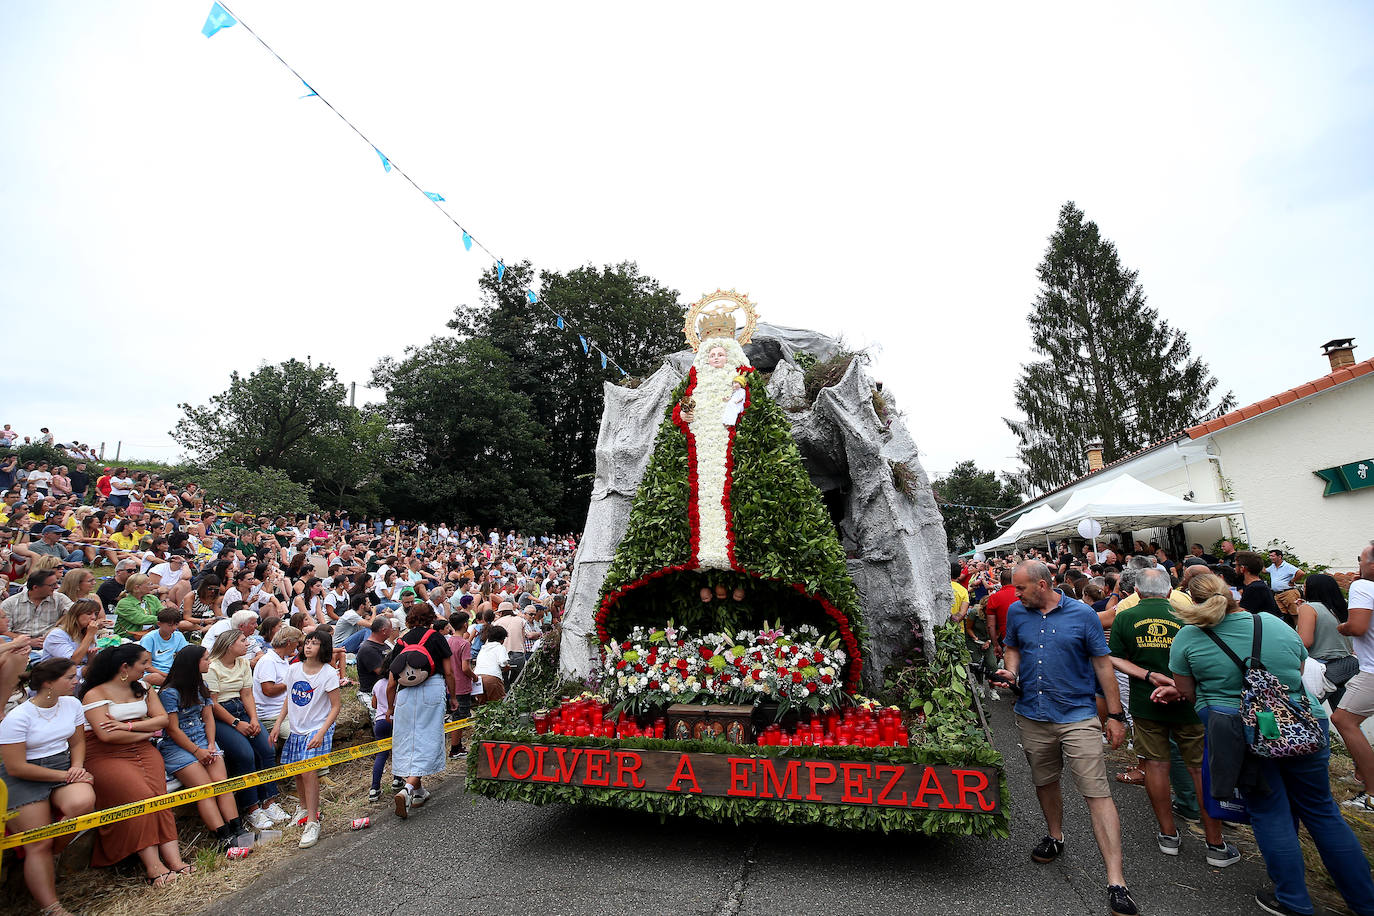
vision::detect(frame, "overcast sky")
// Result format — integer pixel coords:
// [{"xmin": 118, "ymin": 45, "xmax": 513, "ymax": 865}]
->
[{"xmin": 1, "ymin": 1, "xmax": 1370, "ymax": 484}]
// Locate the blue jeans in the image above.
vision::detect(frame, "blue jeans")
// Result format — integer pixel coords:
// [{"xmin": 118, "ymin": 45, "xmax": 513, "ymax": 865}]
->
[
  {"xmin": 218, "ymin": 698, "xmax": 280, "ymax": 810},
  {"xmin": 343, "ymin": 629, "xmax": 368, "ymax": 654},
  {"xmin": 376, "ymin": 599, "xmax": 400, "ymax": 611},
  {"xmin": 1201, "ymin": 707, "xmax": 1374, "ymax": 915},
  {"xmin": 371, "ymin": 718, "xmax": 393, "ymax": 790}
]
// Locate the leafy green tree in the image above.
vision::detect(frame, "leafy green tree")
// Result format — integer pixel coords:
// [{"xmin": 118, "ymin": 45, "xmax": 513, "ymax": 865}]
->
[
  {"xmin": 372, "ymin": 336, "xmax": 558, "ymax": 530},
  {"xmin": 199, "ymin": 464, "xmax": 317, "ymax": 517},
  {"xmin": 172, "ymin": 359, "xmax": 351, "ymax": 475},
  {"xmin": 447, "ymin": 261, "xmax": 684, "ymax": 528},
  {"xmin": 1004, "ymin": 202, "xmax": 1235, "ymax": 494},
  {"xmin": 932, "ymin": 461, "xmax": 1023, "ymax": 552},
  {"xmin": 312, "ymin": 409, "xmax": 392, "ymax": 516}
]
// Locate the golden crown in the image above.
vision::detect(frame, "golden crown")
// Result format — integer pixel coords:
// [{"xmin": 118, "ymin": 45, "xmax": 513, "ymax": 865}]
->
[{"xmin": 683, "ymin": 289, "xmax": 759, "ymax": 350}]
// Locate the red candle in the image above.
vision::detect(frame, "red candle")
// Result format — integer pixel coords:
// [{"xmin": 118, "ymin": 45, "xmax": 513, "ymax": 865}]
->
[
  {"xmin": 590, "ymin": 706, "xmax": 603, "ymax": 727},
  {"xmin": 534, "ymin": 714, "xmax": 550, "ymax": 735}
]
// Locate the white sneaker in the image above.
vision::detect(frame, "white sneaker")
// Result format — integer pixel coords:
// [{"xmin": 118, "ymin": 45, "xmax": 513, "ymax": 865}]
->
[
  {"xmin": 263, "ymin": 802, "xmax": 290, "ymax": 824},
  {"xmin": 1343, "ymin": 793, "xmax": 1374, "ymax": 811},
  {"xmin": 394, "ymin": 786, "xmax": 412, "ymax": 819},
  {"xmin": 298, "ymin": 820, "xmax": 321, "ymax": 848},
  {"xmin": 290, "ymin": 806, "xmax": 309, "ymax": 827},
  {"xmin": 983, "ymin": 686, "xmax": 1000, "ymax": 702},
  {"xmin": 248, "ymin": 809, "xmax": 275, "ymax": 831},
  {"xmin": 411, "ymin": 786, "xmax": 431, "ymax": 807}
]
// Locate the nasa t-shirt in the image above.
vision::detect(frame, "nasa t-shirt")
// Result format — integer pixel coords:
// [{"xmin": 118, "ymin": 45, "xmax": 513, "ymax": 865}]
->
[{"xmin": 284, "ymin": 662, "xmax": 341, "ymax": 735}]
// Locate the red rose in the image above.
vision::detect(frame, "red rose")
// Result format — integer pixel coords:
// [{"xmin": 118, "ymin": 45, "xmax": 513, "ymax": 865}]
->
[
  {"xmin": 649, "ymin": 680, "xmax": 660, "ymax": 689},
  {"xmin": 616, "ymin": 660, "xmax": 627, "ymax": 670},
  {"xmin": 751, "ymin": 670, "xmax": 764, "ymax": 680},
  {"xmin": 777, "ymin": 666, "xmax": 789, "ymax": 677},
  {"xmin": 634, "ymin": 663, "xmax": 646, "ymax": 673},
  {"xmin": 812, "ymin": 652, "xmax": 825, "ymax": 664},
  {"xmin": 621, "ymin": 641, "xmax": 632, "ymax": 651},
  {"xmin": 806, "ymin": 683, "xmax": 817, "ymax": 693},
  {"xmin": 791, "ymin": 672, "xmax": 804, "ymax": 684},
  {"xmin": 698, "ymin": 646, "xmax": 715, "ymax": 661},
  {"xmin": 821, "ymin": 674, "xmax": 834, "ymax": 685}
]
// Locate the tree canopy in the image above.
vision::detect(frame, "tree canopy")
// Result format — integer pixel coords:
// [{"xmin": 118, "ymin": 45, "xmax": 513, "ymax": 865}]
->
[
  {"xmin": 932, "ymin": 461, "xmax": 1023, "ymax": 552},
  {"xmin": 1004, "ymin": 202, "xmax": 1234, "ymax": 495}
]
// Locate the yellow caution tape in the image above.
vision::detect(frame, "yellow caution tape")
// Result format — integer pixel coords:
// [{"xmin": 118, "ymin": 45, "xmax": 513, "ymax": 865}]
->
[{"xmin": 0, "ymin": 717, "xmax": 473, "ymax": 850}]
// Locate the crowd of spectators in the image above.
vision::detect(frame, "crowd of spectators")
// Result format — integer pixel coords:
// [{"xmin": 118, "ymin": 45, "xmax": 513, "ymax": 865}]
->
[
  {"xmin": 0, "ymin": 448, "xmax": 577, "ymax": 914},
  {"xmin": 954, "ymin": 538, "xmax": 1374, "ymax": 916}
]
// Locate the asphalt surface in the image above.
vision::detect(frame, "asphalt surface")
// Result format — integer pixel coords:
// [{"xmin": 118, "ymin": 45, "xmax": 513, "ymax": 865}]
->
[{"xmin": 201, "ymin": 696, "xmax": 1317, "ymax": 916}]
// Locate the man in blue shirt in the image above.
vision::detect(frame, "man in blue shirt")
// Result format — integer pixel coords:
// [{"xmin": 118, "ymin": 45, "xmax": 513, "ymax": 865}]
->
[
  {"xmin": 1266, "ymin": 549, "xmax": 1303, "ymax": 592},
  {"xmin": 994, "ymin": 560, "xmax": 1137, "ymax": 916}
]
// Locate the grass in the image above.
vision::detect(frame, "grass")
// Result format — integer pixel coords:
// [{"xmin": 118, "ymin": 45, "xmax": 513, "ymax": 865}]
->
[{"xmin": 1, "ymin": 678, "xmax": 471, "ymax": 916}]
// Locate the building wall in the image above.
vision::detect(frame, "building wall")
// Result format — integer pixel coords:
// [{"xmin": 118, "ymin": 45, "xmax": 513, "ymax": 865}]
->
[
  {"xmin": 1128, "ymin": 457, "xmax": 1233, "ymax": 555},
  {"xmin": 1207, "ymin": 374, "xmax": 1374, "ymax": 572}
]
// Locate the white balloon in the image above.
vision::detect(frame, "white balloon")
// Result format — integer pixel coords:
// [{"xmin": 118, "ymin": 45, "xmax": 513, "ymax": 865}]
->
[
  {"xmin": 1077, "ymin": 518, "xmax": 1103, "ymax": 540},
  {"xmin": 973, "ymin": 552, "xmax": 986, "ymax": 563}
]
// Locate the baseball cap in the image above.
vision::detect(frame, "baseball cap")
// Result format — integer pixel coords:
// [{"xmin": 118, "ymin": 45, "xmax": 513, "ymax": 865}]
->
[
  {"xmin": 497, "ymin": 600, "xmax": 516, "ymax": 612},
  {"xmin": 399, "ymin": 587, "xmax": 417, "ymax": 598},
  {"xmin": 41, "ymin": 524, "xmax": 66, "ymax": 535}
]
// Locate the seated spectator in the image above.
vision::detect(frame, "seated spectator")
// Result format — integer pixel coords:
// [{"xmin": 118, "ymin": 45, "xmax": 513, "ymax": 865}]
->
[
  {"xmin": 14, "ymin": 525, "xmax": 88, "ymax": 570},
  {"xmin": 40, "ymin": 598, "xmax": 104, "ymax": 676},
  {"xmin": 79, "ymin": 644, "xmax": 191, "ymax": 885},
  {"xmin": 157, "ymin": 645, "xmax": 243, "ymax": 844},
  {"xmin": 138, "ymin": 608, "xmax": 189, "ymax": 687},
  {"xmin": 2, "ymin": 569, "xmax": 70, "ymax": 639},
  {"xmin": 252, "ymin": 624, "xmax": 300, "ymax": 741},
  {"xmin": 181, "ymin": 576, "xmax": 224, "ymax": 637},
  {"xmin": 0, "ymin": 658, "xmax": 96, "ymax": 916},
  {"xmin": 96, "ymin": 559, "xmax": 139, "ymax": 611},
  {"xmin": 249, "ymin": 614, "xmax": 281, "ymax": 665},
  {"xmin": 148, "ymin": 550, "xmax": 193, "ymax": 608},
  {"xmin": 57, "ymin": 567, "xmax": 96, "ymax": 603},
  {"xmin": 205, "ymin": 607, "xmax": 257, "ymax": 650},
  {"xmin": 205, "ymin": 628, "xmax": 284, "ymax": 831},
  {"xmin": 112, "ymin": 573, "xmax": 162, "ymax": 639}
]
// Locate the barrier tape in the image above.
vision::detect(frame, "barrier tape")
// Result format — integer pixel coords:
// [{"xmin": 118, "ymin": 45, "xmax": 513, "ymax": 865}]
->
[{"xmin": 0, "ymin": 717, "xmax": 473, "ymax": 850}]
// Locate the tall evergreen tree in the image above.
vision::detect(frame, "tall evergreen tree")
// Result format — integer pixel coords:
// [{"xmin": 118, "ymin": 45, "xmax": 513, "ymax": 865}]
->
[{"xmin": 1004, "ymin": 202, "xmax": 1234, "ymax": 494}]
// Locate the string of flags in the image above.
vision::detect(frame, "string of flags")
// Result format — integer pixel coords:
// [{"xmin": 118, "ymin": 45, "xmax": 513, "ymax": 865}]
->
[{"xmin": 199, "ymin": 2, "xmax": 630, "ymax": 377}]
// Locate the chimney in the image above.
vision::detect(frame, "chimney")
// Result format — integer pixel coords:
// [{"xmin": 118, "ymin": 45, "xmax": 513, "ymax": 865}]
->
[
  {"xmin": 1321, "ymin": 338, "xmax": 1356, "ymax": 372},
  {"xmin": 1085, "ymin": 437, "xmax": 1105, "ymax": 473}
]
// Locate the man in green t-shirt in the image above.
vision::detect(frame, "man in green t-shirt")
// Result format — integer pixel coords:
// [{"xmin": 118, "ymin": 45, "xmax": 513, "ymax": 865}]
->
[{"xmin": 1109, "ymin": 568, "xmax": 1238, "ymax": 867}]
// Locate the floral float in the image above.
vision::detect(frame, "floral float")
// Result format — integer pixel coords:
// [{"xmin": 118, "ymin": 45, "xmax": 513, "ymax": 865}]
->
[{"xmin": 468, "ymin": 293, "xmax": 1006, "ymax": 836}]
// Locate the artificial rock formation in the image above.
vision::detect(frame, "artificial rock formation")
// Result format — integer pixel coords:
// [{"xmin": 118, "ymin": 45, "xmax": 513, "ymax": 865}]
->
[{"xmin": 560, "ymin": 323, "xmax": 952, "ymax": 692}]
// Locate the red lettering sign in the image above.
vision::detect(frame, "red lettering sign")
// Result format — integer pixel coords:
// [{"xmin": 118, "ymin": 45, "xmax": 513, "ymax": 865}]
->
[{"xmin": 472, "ymin": 742, "xmax": 1000, "ymax": 813}]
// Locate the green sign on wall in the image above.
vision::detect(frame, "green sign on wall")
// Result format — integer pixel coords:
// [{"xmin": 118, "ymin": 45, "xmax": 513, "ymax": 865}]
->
[{"xmin": 1315, "ymin": 459, "xmax": 1374, "ymax": 497}]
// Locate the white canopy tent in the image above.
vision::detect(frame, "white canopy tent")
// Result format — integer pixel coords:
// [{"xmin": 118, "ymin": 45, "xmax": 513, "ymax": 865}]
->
[
  {"xmin": 1021, "ymin": 473, "xmax": 1245, "ymax": 541},
  {"xmin": 974, "ymin": 504, "xmax": 1060, "ymax": 553}
]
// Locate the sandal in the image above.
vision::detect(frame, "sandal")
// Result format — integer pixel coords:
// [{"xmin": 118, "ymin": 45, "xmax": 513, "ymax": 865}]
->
[
  {"xmin": 148, "ymin": 870, "xmax": 178, "ymax": 887},
  {"xmin": 175, "ymin": 864, "xmax": 196, "ymax": 877},
  {"xmin": 1115, "ymin": 768, "xmax": 1146, "ymax": 786}
]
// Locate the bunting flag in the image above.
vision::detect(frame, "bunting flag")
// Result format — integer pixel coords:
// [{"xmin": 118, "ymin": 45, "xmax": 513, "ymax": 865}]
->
[
  {"xmin": 202, "ymin": 2, "xmax": 237, "ymax": 38},
  {"xmin": 621, "ymin": 367, "xmax": 629, "ymax": 377},
  {"xmin": 196, "ymin": 3, "xmax": 639, "ymax": 384}
]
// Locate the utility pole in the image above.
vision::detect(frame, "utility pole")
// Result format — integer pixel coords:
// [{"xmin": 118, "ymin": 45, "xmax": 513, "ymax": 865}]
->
[{"xmin": 350, "ymin": 382, "xmax": 356, "ymax": 407}]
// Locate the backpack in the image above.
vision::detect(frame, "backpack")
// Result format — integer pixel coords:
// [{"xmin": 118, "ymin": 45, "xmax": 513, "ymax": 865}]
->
[
  {"xmin": 1202, "ymin": 614, "xmax": 1324, "ymax": 759},
  {"xmin": 393, "ymin": 628, "xmax": 436, "ymax": 688}
]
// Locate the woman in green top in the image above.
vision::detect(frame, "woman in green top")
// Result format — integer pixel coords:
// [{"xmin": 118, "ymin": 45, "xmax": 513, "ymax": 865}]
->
[
  {"xmin": 1168, "ymin": 573, "xmax": 1374, "ymax": 916},
  {"xmin": 113, "ymin": 574, "xmax": 163, "ymax": 639}
]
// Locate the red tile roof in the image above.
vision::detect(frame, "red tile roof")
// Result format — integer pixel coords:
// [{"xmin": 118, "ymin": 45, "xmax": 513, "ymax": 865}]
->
[{"xmin": 1186, "ymin": 356, "xmax": 1374, "ymax": 438}]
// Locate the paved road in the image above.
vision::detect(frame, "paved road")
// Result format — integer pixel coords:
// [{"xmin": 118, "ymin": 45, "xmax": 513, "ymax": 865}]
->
[{"xmin": 204, "ymin": 698, "xmax": 1303, "ymax": 916}]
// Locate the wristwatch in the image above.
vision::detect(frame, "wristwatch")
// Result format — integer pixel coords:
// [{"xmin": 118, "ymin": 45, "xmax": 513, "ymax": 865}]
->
[
  {"xmin": 1106, "ymin": 711, "xmax": 1126, "ymax": 722},
  {"xmin": 231, "ymin": 718, "xmax": 241, "ymax": 728}
]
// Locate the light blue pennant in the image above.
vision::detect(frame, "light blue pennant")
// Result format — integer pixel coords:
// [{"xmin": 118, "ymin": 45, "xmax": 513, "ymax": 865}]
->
[
  {"xmin": 526, "ymin": 290, "xmax": 537, "ymax": 304},
  {"xmin": 202, "ymin": 2, "xmax": 237, "ymax": 37},
  {"xmin": 555, "ymin": 315, "xmax": 564, "ymax": 330},
  {"xmin": 601, "ymin": 352, "xmax": 607, "ymax": 369},
  {"xmin": 579, "ymin": 335, "xmax": 587, "ymax": 353},
  {"xmin": 424, "ymin": 191, "xmax": 445, "ymax": 202},
  {"xmin": 497, "ymin": 261, "xmax": 505, "ymax": 282},
  {"xmin": 299, "ymin": 81, "xmax": 318, "ymax": 99},
  {"xmin": 462, "ymin": 232, "xmax": 472, "ymax": 251},
  {"xmin": 374, "ymin": 148, "xmax": 391, "ymax": 172}
]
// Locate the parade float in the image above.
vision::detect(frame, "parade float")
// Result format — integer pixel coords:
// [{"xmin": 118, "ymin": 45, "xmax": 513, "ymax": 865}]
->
[{"xmin": 468, "ymin": 292, "xmax": 1007, "ymax": 835}]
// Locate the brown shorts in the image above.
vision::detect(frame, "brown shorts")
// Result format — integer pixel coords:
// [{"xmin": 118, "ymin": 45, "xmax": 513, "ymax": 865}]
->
[
  {"xmin": 1015, "ymin": 714, "xmax": 1111, "ymax": 797},
  {"xmin": 1132, "ymin": 717, "xmax": 1204, "ymax": 765}
]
